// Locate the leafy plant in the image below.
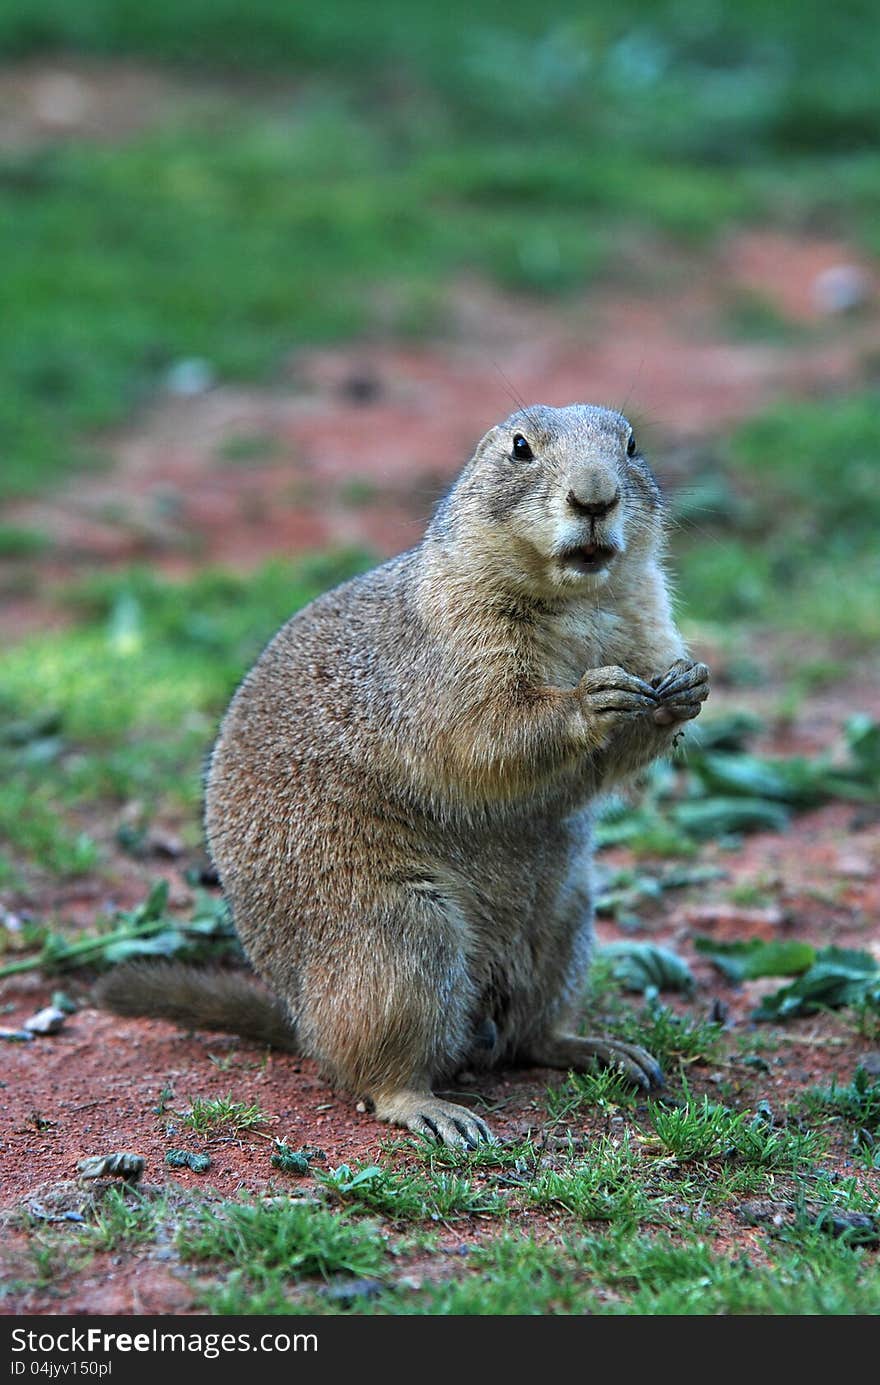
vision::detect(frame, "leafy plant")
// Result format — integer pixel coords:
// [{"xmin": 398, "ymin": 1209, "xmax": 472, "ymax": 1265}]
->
[
  {"xmin": 754, "ymin": 948, "xmax": 880, "ymax": 1020},
  {"xmin": 270, "ymin": 1142, "xmax": 325, "ymax": 1175},
  {"xmin": 0, "ymin": 880, "xmax": 238, "ymax": 977},
  {"xmin": 598, "ymin": 942, "xmax": 694, "ymax": 995},
  {"xmin": 598, "ymin": 714, "xmax": 880, "ymax": 857},
  {"xmin": 165, "ymin": 1150, "xmax": 212, "ymax": 1173},
  {"xmin": 694, "ymin": 937, "xmax": 816, "ymax": 983}
]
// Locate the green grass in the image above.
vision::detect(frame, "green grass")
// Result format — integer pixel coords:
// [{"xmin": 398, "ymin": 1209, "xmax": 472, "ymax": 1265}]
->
[
  {"xmin": 602, "ymin": 998, "xmax": 725, "ymax": 1072},
  {"xmin": 177, "ymin": 1197, "xmax": 389, "ymax": 1282},
  {"xmin": 525, "ymin": 1133, "xmax": 651, "ymax": 1225},
  {"xmin": 545, "ymin": 1067, "xmax": 641, "ymax": 1127},
  {"xmin": 181, "ymin": 1216, "xmax": 880, "ymax": 1314},
  {"xmin": 799, "ymin": 1066, "xmax": 880, "ymax": 1167},
  {"xmin": 317, "ymin": 1161, "xmax": 507, "ymax": 1222},
  {"xmin": 0, "ymin": 551, "xmax": 371, "ymax": 881},
  {"xmin": 1, "ymin": 1, "xmax": 878, "ymax": 164},
  {"xmin": 2, "ymin": 2, "xmax": 880, "ymax": 1319},
  {"xmin": 671, "ymin": 390, "xmax": 880, "ymax": 642},
  {"xmin": 650, "ymin": 1095, "xmax": 824, "ymax": 1169},
  {"xmin": 8, "ymin": 1077, "xmax": 879, "ymax": 1315},
  {"xmin": 375, "ymin": 1235, "xmax": 592, "ymax": 1316},
  {"xmin": 178, "ymin": 1094, "xmax": 272, "ymax": 1136},
  {"xmin": 84, "ymin": 1186, "xmax": 169, "ymax": 1251},
  {"xmin": 0, "ymin": 99, "xmax": 758, "ymax": 503},
  {"xmin": 366, "ymin": 1197, "xmax": 880, "ymax": 1313}
]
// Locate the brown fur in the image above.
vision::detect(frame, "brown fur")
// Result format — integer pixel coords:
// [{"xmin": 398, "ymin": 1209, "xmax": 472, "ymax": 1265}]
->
[
  {"xmin": 94, "ymin": 963, "xmax": 297, "ymax": 1051},
  {"xmin": 98, "ymin": 403, "xmax": 709, "ymax": 1147}
]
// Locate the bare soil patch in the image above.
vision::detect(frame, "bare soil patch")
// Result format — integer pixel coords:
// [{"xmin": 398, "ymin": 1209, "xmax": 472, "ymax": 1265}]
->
[{"xmin": 0, "ymin": 58, "xmax": 223, "ymax": 150}]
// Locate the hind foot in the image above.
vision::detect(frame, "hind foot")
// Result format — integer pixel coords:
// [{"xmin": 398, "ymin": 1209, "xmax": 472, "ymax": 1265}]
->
[
  {"xmin": 373, "ymin": 1087, "xmax": 494, "ymax": 1148},
  {"xmin": 524, "ymin": 1033, "xmax": 663, "ymax": 1091}
]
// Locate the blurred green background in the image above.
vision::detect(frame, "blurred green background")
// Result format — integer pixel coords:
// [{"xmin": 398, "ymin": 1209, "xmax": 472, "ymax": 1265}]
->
[{"xmin": 1, "ymin": 0, "xmax": 879, "ymax": 886}]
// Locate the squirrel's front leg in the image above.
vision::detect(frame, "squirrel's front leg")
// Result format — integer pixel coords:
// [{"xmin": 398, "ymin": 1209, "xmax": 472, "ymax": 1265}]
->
[
  {"xmin": 575, "ymin": 664, "xmax": 663, "ymax": 786},
  {"xmin": 576, "ymin": 665, "xmax": 661, "ymax": 736},
  {"xmin": 580, "ymin": 659, "xmax": 709, "ymax": 788}
]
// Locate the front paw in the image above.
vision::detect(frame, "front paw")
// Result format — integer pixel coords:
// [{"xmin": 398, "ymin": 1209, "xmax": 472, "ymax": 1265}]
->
[
  {"xmin": 578, "ymin": 665, "xmax": 659, "ymax": 731},
  {"xmin": 650, "ymin": 659, "xmax": 710, "ymax": 726}
]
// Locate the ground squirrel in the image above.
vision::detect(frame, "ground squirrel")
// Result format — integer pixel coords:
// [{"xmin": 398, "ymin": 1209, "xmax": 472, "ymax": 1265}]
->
[{"xmin": 97, "ymin": 402, "xmax": 709, "ymax": 1147}]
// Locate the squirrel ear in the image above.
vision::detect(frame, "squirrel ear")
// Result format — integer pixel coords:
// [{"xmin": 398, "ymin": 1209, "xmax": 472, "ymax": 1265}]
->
[{"xmin": 470, "ymin": 425, "xmax": 499, "ymax": 462}]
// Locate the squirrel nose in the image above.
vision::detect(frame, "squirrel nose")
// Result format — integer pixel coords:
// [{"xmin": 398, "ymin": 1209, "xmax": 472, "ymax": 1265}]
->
[{"xmin": 566, "ymin": 488, "xmax": 620, "ymax": 519}]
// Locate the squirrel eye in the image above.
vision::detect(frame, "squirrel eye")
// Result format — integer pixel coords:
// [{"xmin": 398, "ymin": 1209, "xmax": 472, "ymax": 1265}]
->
[
  {"xmin": 511, "ymin": 433, "xmax": 533, "ymax": 461},
  {"xmin": 626, "ymin": 432, "xmax": 637, "ymax": 457}
]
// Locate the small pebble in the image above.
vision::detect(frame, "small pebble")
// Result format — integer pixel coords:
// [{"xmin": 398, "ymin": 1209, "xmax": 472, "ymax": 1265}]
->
[
  {"xmin": 165, "ymin": 358, "xmax": 215, "ymax": 396},
  {"xmin": 812, "ymin": 264, "xmax": 871, "ymax": 314},
  {"xmin": 322, "ymin": 1277, "xmax": 384, "ymax": 1303},
  {"xmin": 24, "ymin": 1006, "xmax": 67, "ymax": 1035},
  {"xmin": 820, "ymin": 1212, "xmax": 879, "ymax": 1243}
]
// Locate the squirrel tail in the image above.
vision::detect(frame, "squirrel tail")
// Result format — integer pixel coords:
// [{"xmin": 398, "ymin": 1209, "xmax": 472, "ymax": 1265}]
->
[{"xmin": 92, "ymin": 962, "xmax": 298, "ymax": 1052}]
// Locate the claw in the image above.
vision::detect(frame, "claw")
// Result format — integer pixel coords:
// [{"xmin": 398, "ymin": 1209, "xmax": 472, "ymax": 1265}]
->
[
  {"xmin": 653, "ymin": 661, "xmax": 710, "ymax": 701},
  {"xmin": 530, "ymin": 1034, "xmax": 664, "ymax": 1091},
  {"xmin": 375, "ymin": 1092, "xmax": 495, "ymax": 1148}
]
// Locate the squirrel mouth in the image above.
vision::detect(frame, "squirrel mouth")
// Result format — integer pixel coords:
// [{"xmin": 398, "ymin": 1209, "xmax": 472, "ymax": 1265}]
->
[{"xmin": 559, "ymin": 542, "xmax": 618, "ymax": 574}]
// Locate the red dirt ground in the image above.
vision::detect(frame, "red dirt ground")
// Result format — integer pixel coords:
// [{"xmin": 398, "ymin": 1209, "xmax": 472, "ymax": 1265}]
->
[{"xmin": 2, "ymin": 789, "xmax": 879, "ymax": 1313}]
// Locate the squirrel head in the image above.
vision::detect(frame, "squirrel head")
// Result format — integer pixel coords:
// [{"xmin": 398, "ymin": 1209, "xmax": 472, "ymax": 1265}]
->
[{"xmin": 433, "ymin": 403, "xmax": 665, "ymax": 598}]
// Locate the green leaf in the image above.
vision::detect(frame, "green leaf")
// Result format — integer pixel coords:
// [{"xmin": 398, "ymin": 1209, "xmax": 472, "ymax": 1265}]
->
[
  {"xmin": 693, "ymin": 936, "xmax": 816, "ymax": 982},
  {"xmin": 346, "ymin": 1166, "xmax": 383, "ymax": 1189},
  {"xmin": 270, "ymin": 1141, "xmax": 315, "ymax": 1175},
  {"xmin": 690, "ymin": 752, "xmax": 828, "ymax": 807},
  {"xmin": 754, "ymin": 946, "xmax": 880, "ymax": 1019},
  {"xmin": 102, "ymin": 929, "xmax": 188, "ymax": 963},
  {"xmin": 845, "ymin": 715, "xmax": 880, "ymax": 778},
  {"xmin": 671, "ymin": 797, "xmax": 790, "ymax": 839},
  {"xmin": 689, "ymin": 712, "xmax": 762, "ymax": 752},
  {"xmin": 0, "ymin": 879, "xmax": 239, "ymax": 977},
  {"xmin": 132, "ymin": 878, "xmax": 171, "ymax": 924},
  {"xmin": 599, "ymin": 942, "xmax": 694, "ymax": 994},
  {"xmin": 165, "ymin": 1149, "xmax": 212, "ymax": 1173}
]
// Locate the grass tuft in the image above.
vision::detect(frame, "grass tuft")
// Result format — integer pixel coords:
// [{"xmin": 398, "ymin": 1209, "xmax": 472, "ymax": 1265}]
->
[
  {"xmin": 178, "ymin": 1197, "xmax": 389, "ymax": 1282},
  {"xmin": 178, "ymin": 1094, "xmax": 272, "ymax": 1137}
]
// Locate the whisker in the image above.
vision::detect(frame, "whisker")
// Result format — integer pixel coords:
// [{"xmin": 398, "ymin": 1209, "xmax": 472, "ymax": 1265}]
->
[{"xmin": 490, "ymin": 361, "xmax": 543, "ymax": 434}]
